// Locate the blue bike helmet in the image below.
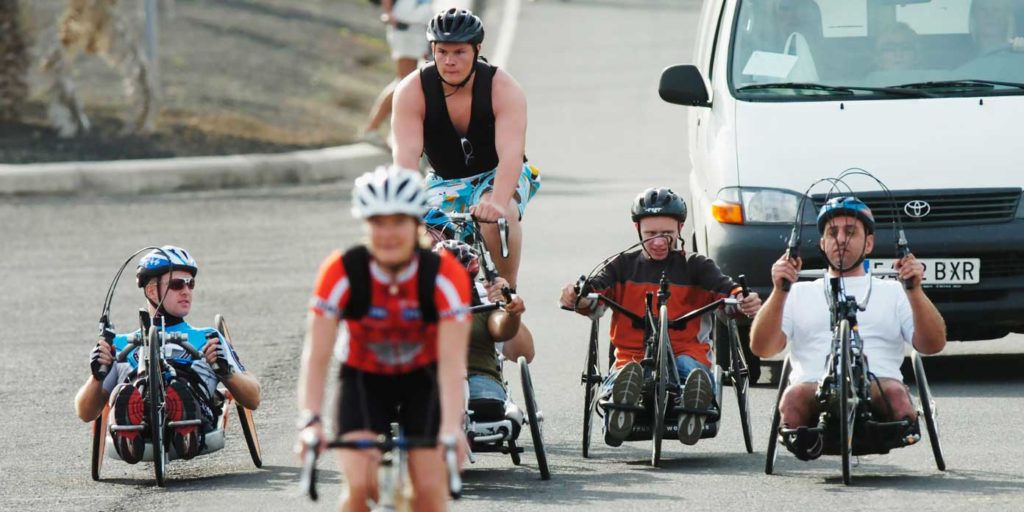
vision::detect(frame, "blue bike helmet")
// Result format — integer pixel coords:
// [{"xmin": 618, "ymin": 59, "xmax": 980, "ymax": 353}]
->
[
  {"xmin": 816, "ymin": 196, "xmax": 875, "ymax": 235},
  {"xmin": 136, "ymin": 245, "xmax": 198, "ymax": 287}
]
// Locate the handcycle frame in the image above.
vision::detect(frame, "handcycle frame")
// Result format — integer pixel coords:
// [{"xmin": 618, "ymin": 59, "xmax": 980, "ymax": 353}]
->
[
  {"xmin": 90, "ymin": 248, "xmax": 261, "ymax": 486},
  {"xmin": 300, "ymin": 425, "xmax": 463, "ymax": 509},
  {"xmin": 763, "ymin": 267, "xmax": 946, "ymax": 484},
  {"xmin": 566, "ymin": 269, "xmax": 754, "ymax": 466},
  {"xmin": 445, "ymin": 212, "xmax": 550, "ymax": 480}
]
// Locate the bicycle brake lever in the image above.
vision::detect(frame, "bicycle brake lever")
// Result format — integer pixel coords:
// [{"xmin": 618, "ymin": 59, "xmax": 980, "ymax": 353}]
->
[
  {"xmin": 497, "ymin": 218, "xmax": 509, "ymax": 259},
  {"xmin": 782, "ymin": 226, "xmax": 800, "ymax": 292},
  {"xmin": 897, "ymin": 229, "xmax": 914, "ymax": 290}
]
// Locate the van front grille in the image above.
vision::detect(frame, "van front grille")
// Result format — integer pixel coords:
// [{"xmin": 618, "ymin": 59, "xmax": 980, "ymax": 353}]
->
[{"xmin": 812, "ymin": 188, "xmax": 1021, "ymax": 226}]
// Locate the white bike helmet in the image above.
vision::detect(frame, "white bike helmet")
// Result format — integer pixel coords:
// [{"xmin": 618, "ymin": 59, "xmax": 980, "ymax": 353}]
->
[{"xmin": 351, "ymin": 166, "xmax": 430, "ymax": 220}]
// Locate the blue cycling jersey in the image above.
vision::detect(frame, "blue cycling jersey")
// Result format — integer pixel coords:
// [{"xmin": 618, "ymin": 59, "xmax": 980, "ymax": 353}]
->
[{"xmin": 102, "ymin": 320, "xmax": 244, "ymax": 398}]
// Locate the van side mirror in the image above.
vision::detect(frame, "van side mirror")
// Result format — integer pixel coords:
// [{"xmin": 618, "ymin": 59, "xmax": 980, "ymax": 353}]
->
[{"xmin": 659, "ymin": 65, "xmax": 710, "ymax": 108}]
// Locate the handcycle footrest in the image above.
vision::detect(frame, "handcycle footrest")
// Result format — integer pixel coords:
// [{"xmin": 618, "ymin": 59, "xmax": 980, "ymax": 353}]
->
[
  {"xmin": 600, "ymin": 401, "xmax": 646, "ymax": 413},
  {"xmin": 167, "ymin": 419, "xmax": 202, "ymax": 428},
  {"xmin": 109, "ymin": 424, "xmax": 146, "ymax": 432},
  {"xmin": 673, "ymin": 405, "xmax": 721, "ymax": 422}
]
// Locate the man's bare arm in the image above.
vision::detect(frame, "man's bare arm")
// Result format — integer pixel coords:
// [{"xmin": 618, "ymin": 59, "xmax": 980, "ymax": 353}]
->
[{"xmin": 392, "ymin": 72, "xmax": 427, "ymax": 169}]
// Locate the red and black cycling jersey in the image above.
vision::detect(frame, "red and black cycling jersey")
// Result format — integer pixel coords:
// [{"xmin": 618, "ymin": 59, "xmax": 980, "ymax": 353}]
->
[
  {"xmin": 584, "ymin": 249, "xmax": 740, "ymax": 369},
  {"xmin": 309, "ymin": 250, "xmax": 470, "ymax": 375}
]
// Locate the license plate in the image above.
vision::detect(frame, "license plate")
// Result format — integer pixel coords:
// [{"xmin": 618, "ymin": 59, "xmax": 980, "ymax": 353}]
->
[{"xmin": 867, "ymin": 258, "xmax": 980, "ymax": 285}]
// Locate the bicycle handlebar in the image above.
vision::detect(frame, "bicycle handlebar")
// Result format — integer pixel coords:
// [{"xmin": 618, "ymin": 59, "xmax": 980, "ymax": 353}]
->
[
  {"xmin": 447, "ymin": 212, "xmax": 510, "ymax": 262},
  {"xmin": 300, "ymin": 433, "xmax": 462, "ymax": 502}
]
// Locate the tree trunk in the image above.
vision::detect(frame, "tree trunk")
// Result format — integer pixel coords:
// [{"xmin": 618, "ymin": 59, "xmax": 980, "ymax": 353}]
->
[{"xmin": 0, "ymin": 0, "xmax": 30, "ymax": 122}]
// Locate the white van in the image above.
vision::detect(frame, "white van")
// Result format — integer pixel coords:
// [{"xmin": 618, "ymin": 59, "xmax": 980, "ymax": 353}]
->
[{"xmin": 658, "ymin": 0, "xmax": 1024, "ymax": 358}]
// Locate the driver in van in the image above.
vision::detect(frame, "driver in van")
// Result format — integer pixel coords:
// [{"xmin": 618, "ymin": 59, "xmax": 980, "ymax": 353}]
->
[
  {"xmin": 749, "ymin": 197, "xmax": 946, "ymax": 460},
  {"xmin": 874, "ymin": 22, "xmax": 920, "ymax": 71},
  {"xmin": 969, "ymin": 0, "xmax": 1024, "ymax": 55}
]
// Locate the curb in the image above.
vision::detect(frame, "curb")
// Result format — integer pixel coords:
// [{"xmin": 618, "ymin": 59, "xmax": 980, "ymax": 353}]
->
[{"xmin": 0, "ymin": 143, "xmax": 390, "ymax": 196}]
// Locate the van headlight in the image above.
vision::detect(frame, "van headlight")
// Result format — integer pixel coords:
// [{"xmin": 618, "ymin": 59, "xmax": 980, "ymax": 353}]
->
[{"xmin": 712, "ymin": 187, "xmax": 802, "ymax": 225}]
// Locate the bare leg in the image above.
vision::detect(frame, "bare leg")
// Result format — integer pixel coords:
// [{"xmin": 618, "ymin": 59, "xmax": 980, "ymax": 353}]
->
[
  {"xmin": 366, "ymin": 57, "xmax": 417, "ymax": 133},
  {"xmin": 407, "ymin": 447, "xmax": 448, "ymax": 512},
  {"xmin": 478, "ymin": 194, "xmax": 523, "ymax": 288},
  {"xmin": 870, "ymin": 378, "xmax": 916, "ymax": 421},
  {"xmin": 779, "ymin": 382, "xmax": 819, "ymax": 428},
  {"xmin": 337, "ymin": 431, "xmax": 381, "ymax": 512}
]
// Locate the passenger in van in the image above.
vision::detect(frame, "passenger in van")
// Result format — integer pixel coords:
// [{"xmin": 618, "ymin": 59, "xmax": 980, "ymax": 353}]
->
[
  {"xmin": 874, "ymin": 22, "xmax": 920, "ymax": 71},
  {"xmin": 969, "ymin": 0, "xmax": 1024, "ymax": 55}
]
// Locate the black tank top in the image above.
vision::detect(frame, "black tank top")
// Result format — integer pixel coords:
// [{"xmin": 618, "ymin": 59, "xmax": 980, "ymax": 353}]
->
[{"xmin": 420, "ymin": 61, "xmax": 501, "ymax": 180}]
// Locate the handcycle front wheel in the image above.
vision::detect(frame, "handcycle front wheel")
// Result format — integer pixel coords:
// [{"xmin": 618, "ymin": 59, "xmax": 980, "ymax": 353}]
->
[
  {"xmin": 651, "ymin": 315, "xmax": 670, "ymax": 468},
  {"xmin": 147, "ymin": 326, "xmax": 168, "ymax": 487},
  {"xmin": 728, "ymin": 319, "xmax": 754, "ymax": 454},
  {"xmin": 913, "ymin": 351, "xmax": 946, "ymax": 471},
  {"xmin": 839, "ymin": 320, "xmax": 854, "ymax": 486},
  {"xmin": 519, "ymin": 357, "xmax": 550, "ymax": 480},
  {"xmin": 764, "ymin": 356, "xmax": 792, "ymax": 475}
]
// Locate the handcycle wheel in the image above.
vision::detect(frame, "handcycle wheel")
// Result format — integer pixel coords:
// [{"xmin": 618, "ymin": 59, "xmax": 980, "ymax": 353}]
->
[
  {"xmin": 519, "ymin": 357, "xmax": 550, "ymax": 480},
  {"xmin": 913, "ymin": 351, "xmax": 946, "ymax": 471},
  {"xmin": 147, "ymin": 326, "xmax": 168, "ymax": 487},
  {"xmin": 765, "ymin": 356, "xmax": 791, "ymax": 475},
  {"xmin": 839, "ymin": 320, "xmax": 854, "ymax": 486},
  {"xmin": 651, "ymin": 316, "xmax": 670, "ymax": 468},
  {"xmin": 582, "ymin": 319, "xmax": 601, "ymax": 458},
  {"xmin": 728, "ymin": 319, "xmax": 754, "ymax": 454},
  {"xmin": 216, "ymin": 315, "xmax": 263, "ymax": 468},
  {"xmin": 91, "ymin": 404, "xmax": 110, "ymax": 481}
]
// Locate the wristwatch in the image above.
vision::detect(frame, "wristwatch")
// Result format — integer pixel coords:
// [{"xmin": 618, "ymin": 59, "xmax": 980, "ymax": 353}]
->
[{"xmin": 296, "ymin": 410, "xmax": 322, "ymax": 430}]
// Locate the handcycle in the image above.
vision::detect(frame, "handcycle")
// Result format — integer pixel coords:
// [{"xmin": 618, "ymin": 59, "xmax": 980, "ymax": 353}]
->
[
  {"xmin": 766, "ymin": 170, "xmax": 945, "ymax": 484},
  {"xmin": 441, "ymin": 211, "xmax": 550, "ymax": 480},
  {"xmin": 299, "ymin": 424, "xmax": 462, "ymax": 510},
  {"xmin": 90, "ymin": 247, "xmax": 261, "ymax": 487},
  {"xmin": 563, "ymin": 260, "xmax": 754, "ymax": 466},
  {"xmin": 763, "ymin": 267, "xmax": 946, "ymax": 484}
]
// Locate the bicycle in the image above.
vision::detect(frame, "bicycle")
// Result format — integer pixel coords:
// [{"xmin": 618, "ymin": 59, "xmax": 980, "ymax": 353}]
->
[
  {"xmin": 563, "ymin": 257, "xmax": 754, "ymax": 467},
  {"xmin": 299, "ymin": 424, "xmax": 462, "ymax": 510}
]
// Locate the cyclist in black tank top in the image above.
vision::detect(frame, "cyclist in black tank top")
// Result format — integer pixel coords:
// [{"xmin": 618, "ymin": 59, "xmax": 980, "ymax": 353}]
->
[{"xmin": 391, "ymin": 8, "xmax": 540, "ymax": 290}]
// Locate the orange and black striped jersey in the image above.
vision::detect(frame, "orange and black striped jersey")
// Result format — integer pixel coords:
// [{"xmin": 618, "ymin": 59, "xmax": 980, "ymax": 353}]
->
[{"xmin": 584, "ymin": 249, "xmax": 740, "ymax": 369}]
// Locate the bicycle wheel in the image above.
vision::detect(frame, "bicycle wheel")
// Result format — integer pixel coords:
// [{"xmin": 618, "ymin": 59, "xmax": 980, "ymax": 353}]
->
[
  {"xmin": 91, "ymin": 404, "xmax": 109, "ymax": 481},
  {"xmin": 651, "ymin": 315, "xmax": 669, "ymax": 467},
  {"xmin": 147, "ymin": 326, "xmax": 167, "ymax": 487},
  {"xmin": 582, "ymin": 320, "xmax": 600, "ymax": 458},
  {"xmin": 728, "ymin": 319, "xmax": 754, "ymax": 454},
  {"xmin": 765, "ymin": 356, "xmax": 791, "ymax": 475},
  {"xmin": 913, "ymin": 352, "xmax": 946, "ymax": 471},
  {"xmin": 508, "ymin": 439, "xmax": 521, "ymax": 465},
  {"xmin": 237, "ymin": 404, "xmax": 263, "ymax": 468},
  {"xmin": 519, "ymin": 357, "xmax": 550, "ymax": 480},
  {"xmin": 839, "ymin": 320, "xmax": 854, "ymax": 486}
]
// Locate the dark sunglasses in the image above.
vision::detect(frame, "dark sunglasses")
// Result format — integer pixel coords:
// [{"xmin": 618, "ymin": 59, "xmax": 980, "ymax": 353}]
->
[
  {"xmin": 168, "ymin": 277, "xmax": 196, "ymax": 291},
  {"xmin": 460, "ymin": 136, "xmax": 474, "ymax": 166}
]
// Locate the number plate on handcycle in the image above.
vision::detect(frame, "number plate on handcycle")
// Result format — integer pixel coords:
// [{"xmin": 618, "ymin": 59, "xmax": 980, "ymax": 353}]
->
[{"xmin": 867, "ymin": 258, "xmax": 980, "ymax": 285}]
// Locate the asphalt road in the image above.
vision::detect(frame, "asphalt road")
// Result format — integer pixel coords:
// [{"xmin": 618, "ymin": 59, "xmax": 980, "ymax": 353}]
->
[{"xmin": 2, "ymin": 1, "xmax": 1023, "ymax": 511}]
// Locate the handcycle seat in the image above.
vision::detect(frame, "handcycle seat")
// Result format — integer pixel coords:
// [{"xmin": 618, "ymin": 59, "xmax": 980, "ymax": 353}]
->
[{"xmin": 779, "ymin": 415, "xmax": 922, "ymax": 458}]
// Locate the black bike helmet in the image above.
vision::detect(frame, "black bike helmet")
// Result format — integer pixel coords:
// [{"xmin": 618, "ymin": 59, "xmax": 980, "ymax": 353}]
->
[
  {"xmin": 631, "ymin": 187, "xmax": 688, "ymax": 223},
  {"xmin": 427, "ymin": 8, "xmax": 485, "ymax": 44},
  {"xmin": 816, "ymin": 196, "xmax": 875, "ymax": 235}
]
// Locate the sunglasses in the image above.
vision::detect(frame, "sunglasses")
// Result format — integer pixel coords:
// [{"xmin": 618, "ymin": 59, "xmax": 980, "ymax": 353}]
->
[
  {"xmin": 167, "ymin": 277, "xmax": 196, "ymax": 291},
  {"xmin": 460, "ymin": 137, "xmax": 474, "ymax": 166}
]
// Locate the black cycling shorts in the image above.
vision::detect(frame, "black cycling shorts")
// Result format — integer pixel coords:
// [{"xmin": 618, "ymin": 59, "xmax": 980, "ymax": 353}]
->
[{"xmin": 336, "ymin": 363, "xmax": 441, "ymax": 438}]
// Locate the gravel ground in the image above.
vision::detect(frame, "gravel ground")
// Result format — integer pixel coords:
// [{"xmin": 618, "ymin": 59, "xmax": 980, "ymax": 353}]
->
[{"xmin": 1, "ymin": 0, "xmax": 394, "ymax": 163}]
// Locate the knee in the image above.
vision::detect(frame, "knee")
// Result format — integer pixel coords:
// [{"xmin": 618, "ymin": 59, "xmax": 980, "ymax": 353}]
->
[
  {"xmin": 884, "ymin": 386, "xmax": 916, "ymax": 420},
  {"xmin": 410, "ymin": 471, "xmax": 445, "ymax": 505}
]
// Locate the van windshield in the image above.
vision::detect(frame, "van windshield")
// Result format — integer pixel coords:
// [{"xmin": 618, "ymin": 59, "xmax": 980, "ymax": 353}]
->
[{"xmin": 730, "ymin": 0, "xmax": 1024, "ymax": 99}]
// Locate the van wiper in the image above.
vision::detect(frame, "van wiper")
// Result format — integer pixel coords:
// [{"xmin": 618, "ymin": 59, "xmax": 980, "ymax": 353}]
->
[
  {"xmin": 737, "ymin": 82, "xmax": 932, "ymax": 97},
  {"xmin": 891, "ymin": 79, "xmax": 1024, "ymax": 91}
]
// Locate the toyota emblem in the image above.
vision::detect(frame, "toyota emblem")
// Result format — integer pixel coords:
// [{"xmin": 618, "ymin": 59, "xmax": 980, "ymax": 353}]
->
[{"xmin": 904, "ymin": 200, "xmax": 931, "ymax": 218}]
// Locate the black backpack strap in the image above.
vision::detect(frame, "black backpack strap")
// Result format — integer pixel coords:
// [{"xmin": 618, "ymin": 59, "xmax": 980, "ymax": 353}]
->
[
  {"xmin": 341, "ymin": 246, "xmax": 371, "ymax": 320},
  {"xmin": 417, "ymin": 248, "xmax": 441, "ymax": 323}
]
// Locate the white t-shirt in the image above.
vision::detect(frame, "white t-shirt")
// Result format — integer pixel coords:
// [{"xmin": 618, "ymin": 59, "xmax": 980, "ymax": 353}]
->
[{"xmin": 782, "ymin": 275, "xmax": 915, "ymax": 384}]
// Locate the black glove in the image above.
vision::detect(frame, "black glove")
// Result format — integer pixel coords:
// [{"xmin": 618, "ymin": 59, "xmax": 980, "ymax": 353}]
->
[
  {"xmin": 90, "ymin": 342, "xmax": 113, "ymax": 382},
  {"xmin": 206, "ymin": 332, "xmax": 234, "ymax": 379}
]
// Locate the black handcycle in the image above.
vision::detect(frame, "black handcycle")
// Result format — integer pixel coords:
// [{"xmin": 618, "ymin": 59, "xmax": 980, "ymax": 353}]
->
[
  {"xmin": 444, "ymin": 212, "xmax": 550, "ymax": 480},
  {"xmin": 763, "ymin": 267, "xmax": 946, "ymax": 484},
  {"xmin": 90, "ymin": 248, "xmax": 261, "ymax": 487},
  {"xmin": 564, "ymin": 269, "xmax": 754, "ymax": 466}
]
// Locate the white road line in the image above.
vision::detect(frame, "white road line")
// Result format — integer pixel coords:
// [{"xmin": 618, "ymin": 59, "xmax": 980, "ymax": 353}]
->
[{"xmin": 492, "ymin": 0, "xmax": 521, "ymax": 68}]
